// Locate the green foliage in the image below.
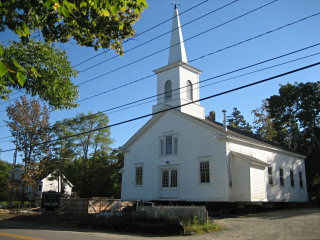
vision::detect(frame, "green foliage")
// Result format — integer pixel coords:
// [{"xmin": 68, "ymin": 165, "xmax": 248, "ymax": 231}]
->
[
  {"xmin": 1, "ymin": 40, "xmax": 78, "ymax": 109},
  {"xmin": 0, "ymin": 0, "xmax": 147, "ymax": 53},
  {"xmin": 227, "ymin": 107, "xmax": 252, "ymax": 132},
  {"xmin": 0, "ymin": 160, "xmax": 12, "ymax": 201},
  {"xmin": 253, "ymin": 81, "xmax": 320, "ymax": 192},
  {"xmin": 182, "ymin": 217, "xmax": 221, "ymax": 235},
  {"xmin": 50, "ymin": 112, "xmax": 121, "ymax": 197}
]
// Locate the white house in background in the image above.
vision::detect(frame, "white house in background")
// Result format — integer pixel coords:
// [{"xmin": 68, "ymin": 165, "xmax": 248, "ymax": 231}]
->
[
  {"xmin": 120, "ymin": 6, "xmax": 308, "ymax": 203},
  {"xmin": 24, "ymin": 172, "xmax": 73, "ymax": 200}
]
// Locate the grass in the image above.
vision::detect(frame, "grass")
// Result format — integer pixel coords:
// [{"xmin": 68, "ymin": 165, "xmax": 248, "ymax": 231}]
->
[{"xmin": 182, "ymin": 216, "xmax": 222, "ymax": 235}]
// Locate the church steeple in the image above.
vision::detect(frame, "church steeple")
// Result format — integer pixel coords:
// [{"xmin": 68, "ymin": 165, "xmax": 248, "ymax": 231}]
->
[
  {"xmin": 168, "ymin": 6, "xmax": 188, "ymax": 64},
  {"xmin": 152, "ymin": 5, "xmax": 205, "ymax": 120}
]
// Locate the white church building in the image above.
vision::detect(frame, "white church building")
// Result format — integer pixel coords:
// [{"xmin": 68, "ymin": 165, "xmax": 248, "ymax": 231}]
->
[{"xmin": 120, "ymin": 7, "xmax": 308, "ymax": 203}]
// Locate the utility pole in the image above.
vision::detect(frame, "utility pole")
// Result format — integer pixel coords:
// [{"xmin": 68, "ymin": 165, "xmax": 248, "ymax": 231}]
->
[{"xmin": 9, "ymin": 145, "xmax": 18, "ymax": 207}]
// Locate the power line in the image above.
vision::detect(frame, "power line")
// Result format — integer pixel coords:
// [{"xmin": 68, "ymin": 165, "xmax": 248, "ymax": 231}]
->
[
  {"xmin": 104, "ymin": 52, "xmax": 320, "ymax": 116},
  {"xmin": 79, "ymin": 0, "xmax": 241, "ymax": 73},
  {"xmin": 1, "ymin": 51, "xmax": 318, "ymax": 144},
  {"xmin": 72, "ymin": 0, "xmax": 211, "ymax": 68},
  {"xmin": 78, "ymin": 0, "xmax": 280, "ymax": 86},
  {"xmin": 0, "ymin": 43, "xmax": 319, "ymax": 131},
  {"xmin": 0, "ymin": 0, "xmax": 239, "ymax": 110},
  {"xmin": 1, "ymin": 62, "xmax": 319, "ymax": 153}
]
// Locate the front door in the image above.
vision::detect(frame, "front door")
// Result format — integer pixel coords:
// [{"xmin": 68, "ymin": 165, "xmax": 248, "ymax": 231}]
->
[{"xmin": 160, "ymin": 169, "xmax": 178, "ymax": 199}]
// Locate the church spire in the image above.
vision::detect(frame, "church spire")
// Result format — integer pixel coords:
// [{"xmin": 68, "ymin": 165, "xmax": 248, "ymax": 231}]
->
[{"xmin": 168, "ymin": 6, "xmax": 188, "ymax": 64}]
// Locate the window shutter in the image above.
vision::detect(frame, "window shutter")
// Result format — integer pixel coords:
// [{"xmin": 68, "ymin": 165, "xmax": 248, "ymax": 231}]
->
[{"xmin": 174, "ymin": 137, "xmax": 178, "ymax": 154}]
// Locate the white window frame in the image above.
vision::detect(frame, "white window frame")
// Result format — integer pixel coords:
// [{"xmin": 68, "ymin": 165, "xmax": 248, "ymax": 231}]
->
[
  {"xmin": 186, "ymin": 80, "xmax": 193, "ymax": 101},
  {"xmin": 159, "ymin": 133, "xmax": 178, "ymax": 157},
  {"xmin": 200, "ymin": 161, "xmax": 210, "ymax": 183},
  {"xmin": 279, "ymin": 168, "xmax": 284, "ymax": 186},
  {"xmin": 268, "ymin": 166, "xmax": 273, "ymax": 185},
  {"xmin": 135, "ymin": 166, "xmax": 143, "ymax": 186},
  {"xmin": 299, "ymin": 172, "xmax": 303, "ymax": 188},
  {"xmin": 164, "ymin": 80, "xmax": 172, "ymax": 101},
  {"xmin": 290, "ymin": 170, "xmax": 295, "ymax": 187}
]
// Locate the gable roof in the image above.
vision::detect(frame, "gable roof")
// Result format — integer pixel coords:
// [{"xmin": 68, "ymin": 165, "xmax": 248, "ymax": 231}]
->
[
  {"xmin": 190, "ymin": 116, "xmax": 306, "ymax": 158},
  {"xmin": 121, "ymin": 108, "xmax": 305, "ymax": 158}
]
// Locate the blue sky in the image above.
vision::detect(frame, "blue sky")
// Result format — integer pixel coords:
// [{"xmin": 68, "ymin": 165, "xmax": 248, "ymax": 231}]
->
[{"xmin": 1, "ymin": 0, "xmax": 320, "ymax": 163}]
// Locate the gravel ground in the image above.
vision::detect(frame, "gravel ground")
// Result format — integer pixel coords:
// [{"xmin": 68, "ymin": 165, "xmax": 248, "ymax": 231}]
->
[{"xmin": 189, "ymin": 208, "xmax": 320, "ymax": 240}]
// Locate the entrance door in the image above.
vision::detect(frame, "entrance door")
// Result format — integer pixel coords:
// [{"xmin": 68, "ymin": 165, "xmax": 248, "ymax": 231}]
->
[{"xmin": 160, "ymin": 169, "xmax": 178, "ymax": 199}]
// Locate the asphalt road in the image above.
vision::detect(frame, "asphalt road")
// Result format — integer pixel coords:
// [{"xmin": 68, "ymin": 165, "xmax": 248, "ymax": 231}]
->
[{"xmin": 0, "ymin": 208, "xmax": 319, "ymax": 240}]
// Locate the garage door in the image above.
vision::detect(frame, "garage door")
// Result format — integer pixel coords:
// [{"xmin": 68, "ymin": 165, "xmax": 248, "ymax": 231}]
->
[{"xmin": 250, "ymin": 165, "xmax": 266, "ymax": 201}]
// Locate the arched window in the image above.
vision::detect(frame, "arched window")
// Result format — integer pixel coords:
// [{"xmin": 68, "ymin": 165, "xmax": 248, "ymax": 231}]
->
[
  {"xmin": 186, "ymin": 80, "xmax": 193, "ymax": 101},
  {"xmin": 164, "ymin": 80, "xmax": 172, "ymax": 101}
]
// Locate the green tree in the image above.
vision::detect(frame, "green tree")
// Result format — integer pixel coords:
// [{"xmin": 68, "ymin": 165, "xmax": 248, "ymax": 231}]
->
[
  {"xmin": 6, "ymin": 97, "xmax": 51, "ymax": 188},
  {"xmin": 52, "ymin": 112, "xmax": 114, "ymax": 197},
  {"xmin": 0, "ymin": 160, "xmax": 12, "ymax": 201},
  {"xmin": 0, "ymin": 0, "xmax": 147, "ymax": 104},
  {"xmin": 227, "ymin": 107, "xmax": 252, "ymax": 132},
  {"xmin": 253, "ymin": 82, "xmax": 320, "ymax": 192},
  {"xmin": 1, "ymin": 40, "xmax": 78, "ymax": 109},
  {"xmin": 0, "ymin": 0, "xmax": 147, "ymax": 52},
  {"xmin": 252, "ymin": 100, "xmax": 278, "ymax": 142}
]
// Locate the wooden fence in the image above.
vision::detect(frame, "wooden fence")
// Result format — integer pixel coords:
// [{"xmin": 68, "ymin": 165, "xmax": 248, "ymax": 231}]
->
[
  {"xmin": 36, "ymin": 197, "xmax": 133, "ymax": 214},
  {"xmin": 137, "ymin": 205, "xmax": 208, "ymax": 224}
]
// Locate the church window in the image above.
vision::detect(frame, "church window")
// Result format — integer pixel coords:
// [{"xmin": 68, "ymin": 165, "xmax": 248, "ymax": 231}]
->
[
  {"xmin": 135, "ymin": 166, "xmax": 143, "ymax": 185},
  {"xmin": 165, "ymin": 136, "xmax": 172, "ymax": 155},
  {"xmin": 268, "ymin": 166, "xmax": 273, "ymax": 185},
  {"xmin": 200, "ymin": 161, "xmax": 210, "ymax": 183},
  {"xmin": 186, "ymin": 80, "xmax": 193, "ymax": 101},
  {"xmin": 290, "ymin": 170, "xmax": 294, "ymax": 187},
  {"xmin": 279, "ymin": 168, "xmax": 284, "ymax": 186},
  {"xmin": 159, "ymin": 134, "xmax": 178, "ymax": 156},
  {"xmin": 164, "ymin": 80, "xmax": 172, "ymax": 101},
  {"xmin": 299, "ymin": 172, "xmax": 303, "ymax": 188}
]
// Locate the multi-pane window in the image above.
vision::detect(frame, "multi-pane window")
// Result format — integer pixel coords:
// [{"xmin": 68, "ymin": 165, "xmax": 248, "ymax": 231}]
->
[
  {"xmin": 299, "ymin": 172, "xmax": 303, "ymax": 188},
  {"xmin": 135, "ymin": 167, "xmax": 143, "ymax": 185},
  {"xmin": 290, "ymin": 170, "xmax": 295, "ymax": 187},
  {"xmin": 164, "ymin": 80, "xmax": 172, "ymax": 101},
  {"xmin": 279, "ymin": 168, "xmax": 284, "ymax": 186},
  {"xmin": 160, "ymin": 135, "xmax": 178, "ymax": 156},
  {"xmin": 200, "ymin": 161, "xmax": 210, "ymax": 183},
  {"xmin": 171, "ymin": 170, "xmax": 177, "ymax": 187},
  {"xmin": 186, "ymin": 80, "xmax": 193, "ymax": 101},
  {"xmin": 162, "ymin": 170, "xmax": 177, "ymax": 188},
  {"xmin": 166, "ymin": 136, "xmax": 172, "ymax": 155},
  {"xmin": 268, "ymin": 166, "xmax": 273, "ymax": 185},
  {"xmin": 162, "ymin": 170, "xmax": 169, "ymax": 187}
]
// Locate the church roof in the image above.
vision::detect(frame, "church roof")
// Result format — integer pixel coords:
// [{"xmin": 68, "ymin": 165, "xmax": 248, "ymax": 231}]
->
[
  {"xmin": 121, "ymin": 108, "xmax": 305, "ymax": 158},
  {"xmin": 168, "ymin": 6, "xmax": 188, "ymax": 64},
  {"xmin": 191, "ymin": 115, "xmax": 306, "ymax": 158}
]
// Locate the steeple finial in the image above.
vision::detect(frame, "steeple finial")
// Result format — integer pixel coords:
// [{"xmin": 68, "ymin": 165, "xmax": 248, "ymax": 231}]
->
[{"xmin": 168, "ymin": 5, "xmax": 188, "ymax": 64}]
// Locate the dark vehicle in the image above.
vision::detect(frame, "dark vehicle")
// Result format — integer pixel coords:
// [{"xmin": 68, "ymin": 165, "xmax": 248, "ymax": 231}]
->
[{"xmin": 41, "ymin": 191, "xmax": 60, "ymax": 210}]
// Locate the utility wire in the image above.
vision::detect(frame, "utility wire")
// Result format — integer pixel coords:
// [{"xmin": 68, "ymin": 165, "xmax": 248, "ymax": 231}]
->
[
  {"xmin": 78, "ymin": 0, "xmax": 280, "ymax": 86},
  {"xmin": 73, "ymin": 0, "xmax": 210, "ymax": 68},
  {"xmin": 103, "ymin": 52, "xmax": 320, "ymax": 116},
  {"xmin": 1, "ymin": 61, "xmax": 319, "ymax": 153},
  {"xmin": 1, "ymin": 51, "xmax": 318, "ymax": 143},
  {"xmin": 0, "ymin": 42, "xmax": 319, "ymax": 130},
  {"xmin": 79, "ymin": 0, "xmax": 240, "ymax": 73}
]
